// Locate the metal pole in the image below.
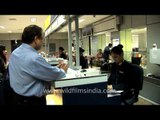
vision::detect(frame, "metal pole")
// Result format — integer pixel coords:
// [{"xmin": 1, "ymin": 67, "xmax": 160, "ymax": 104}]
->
[
  {"xmin": 89, "ymin": 36, "xmax": 91, "ymax": 55},
  {"xmin": 75, "ymin": 16, "xmax": 80, "ymax": 67},
  {"xmin": 67, "ymin": 16, "xmax": 73, "ymax": 68}
]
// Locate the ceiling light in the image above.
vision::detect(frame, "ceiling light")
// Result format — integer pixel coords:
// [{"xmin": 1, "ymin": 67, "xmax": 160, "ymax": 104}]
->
[
  {"xmin": 0, "ymin": 26, "xmax": 5, "ymax": 29},
  {"xmin": 9, "ymin": 18, "xmax": 16, "ymax": 21},
  {"xmin": 132, "ymin": 35, "xmax": 139, "ymax": 37},
  {"xmin": 8, "ymin": 31, "xmax": 12, "ymax": 33},
  {"xmin": 17, "ymin": 28, "xmax": 22, "ymax": 30},
  {"xmin": 79, "ymin": 19, "xmax": 85, "ymax": 23},
  {"xmin": 30, "ymin": 17, "xmax": 37, "ymax": 22}
]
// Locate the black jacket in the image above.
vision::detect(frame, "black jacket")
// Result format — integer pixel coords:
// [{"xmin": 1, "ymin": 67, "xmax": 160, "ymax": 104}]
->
[
  {"xmin": 0, "ymin": 57, "xmax": 5, "ymax": 75},
  {"xmin": 60, "ymin": 52, "xmax": 67, "ymax": 59},
  {"xmin": 103, "ymin": 46, "xmax": 110, "ymax": 62},
  {"xmin": 80, "ymin": 55, "xmax": 88, "ymax": 69},
  {"xmin": 108, "ymin": 60, "xmax": 135, "ymax": 90}
]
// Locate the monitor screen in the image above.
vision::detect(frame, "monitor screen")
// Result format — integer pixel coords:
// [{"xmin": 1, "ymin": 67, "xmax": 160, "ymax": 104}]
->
[{"xmin": 150, "ymin": 49, "xmax": 160, "ymax": 64}]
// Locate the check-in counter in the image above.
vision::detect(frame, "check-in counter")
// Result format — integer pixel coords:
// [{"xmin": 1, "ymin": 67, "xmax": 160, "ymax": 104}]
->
[{"xmin": 51, "ymin": 68, "xmax": 108, "ymax": 105}]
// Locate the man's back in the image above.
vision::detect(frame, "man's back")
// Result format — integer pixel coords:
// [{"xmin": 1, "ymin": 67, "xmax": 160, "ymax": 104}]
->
[{"xmin": 9, "ymin": 43, "xmax": 66, "ymax": 97}]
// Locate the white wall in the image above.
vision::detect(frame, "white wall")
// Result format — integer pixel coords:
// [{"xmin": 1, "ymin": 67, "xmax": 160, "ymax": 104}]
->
[
  {"xmin": 82, "ymin": 37, "xmax": 89, "ymax": 56},
  {"xmin": 0, "ymin": 33, "xmax": 21, "ymax": 40},
  {"xmin": 45, "ymin": 33, "xmax": 68, "ymax": 54}
]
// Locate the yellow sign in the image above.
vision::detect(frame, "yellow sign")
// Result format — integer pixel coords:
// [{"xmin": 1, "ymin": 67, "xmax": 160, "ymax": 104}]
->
[{"xmin": 44, "ymin": 15, "xmax": 51, "ymax": 31}]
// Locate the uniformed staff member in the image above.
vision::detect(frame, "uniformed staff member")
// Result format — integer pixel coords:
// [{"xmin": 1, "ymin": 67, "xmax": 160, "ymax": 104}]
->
[
  {"xmin": 103, "ymin": 43, "xmax": 112, "ymax": 63},
  {"xmin": 107, "ymin": 45, "xmax": 139, "ymax": 105},
  {"xmin": 108, "ymin": 45, "xmax": 132, "ymax": 90},
  {"xmin": 9, "ymin": 25, "xmax": 68, "ymax": 105}
]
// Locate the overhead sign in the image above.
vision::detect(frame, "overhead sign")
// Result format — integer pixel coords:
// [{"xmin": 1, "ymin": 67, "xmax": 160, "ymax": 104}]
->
[
  {"xmin": 45, "ymin": 15, "xmax": 66, "ymax": 37},
  {"xmin": 44, "ymin": 15, "xmax": 51, "ymax": 31}
]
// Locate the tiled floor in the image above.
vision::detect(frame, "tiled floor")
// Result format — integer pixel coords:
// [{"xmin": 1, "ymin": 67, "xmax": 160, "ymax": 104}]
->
[
  {"xmin": 134, "ymin": 97, "xmax": 154, "ymax": 105},
  {"xmin": 46, "ymin": 89, "xmax": 63, "ymax": 105}
]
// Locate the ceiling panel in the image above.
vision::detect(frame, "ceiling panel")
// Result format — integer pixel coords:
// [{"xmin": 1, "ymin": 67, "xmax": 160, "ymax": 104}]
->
[{"xmin": 0, "ymin": 15, "xmax": 48, "ymax": 33}]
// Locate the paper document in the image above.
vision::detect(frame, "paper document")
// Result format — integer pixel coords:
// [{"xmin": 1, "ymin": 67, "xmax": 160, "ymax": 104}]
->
[{"xmin": 107, "ymin": 90, "xmax": 123, "ymax": 98}]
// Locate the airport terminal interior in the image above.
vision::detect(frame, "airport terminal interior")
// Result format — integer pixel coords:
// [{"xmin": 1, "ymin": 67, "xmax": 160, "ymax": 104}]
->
[{"xmin": 0, "ymin": 15, "xmax": 160, "ymax": 105}]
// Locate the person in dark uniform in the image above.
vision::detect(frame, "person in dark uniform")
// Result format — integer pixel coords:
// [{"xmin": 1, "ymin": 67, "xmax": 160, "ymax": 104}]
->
[
  {"xmin": 79, "ymin": 47, "xmax": 88, "ymax": 69},
  {"xmin": 59, "ymin": 47, "xmax": 67, "ymax": 59},
  {"xmin": 107, "ymin": 45, "xmax": 139, "ymax": 105},
  {"xmin": 103, "ymin": 43, "xmax": 112, "ymax": 63}
]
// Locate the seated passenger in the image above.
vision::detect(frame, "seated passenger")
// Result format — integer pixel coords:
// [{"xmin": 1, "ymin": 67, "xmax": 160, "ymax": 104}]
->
[
  {"xmin": 59, "ymin": 47, "xmax": 67, "ymax": 59},
  {"xmin": 94, "ymin": 49, "xmax": 103, "ymax": 67}
]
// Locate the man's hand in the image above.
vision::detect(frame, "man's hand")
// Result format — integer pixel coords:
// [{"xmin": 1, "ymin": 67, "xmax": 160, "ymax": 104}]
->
[
  {"xmin": 56, "ymin": 64, "xmax": 61, "ymax": 68},
  {"xmin": 107, "ymin": 85, "xmax": 113, "ymax": 90},
  {"xmin": 59, "ymin": 63, "xmax": 68, "ymax": 73}
]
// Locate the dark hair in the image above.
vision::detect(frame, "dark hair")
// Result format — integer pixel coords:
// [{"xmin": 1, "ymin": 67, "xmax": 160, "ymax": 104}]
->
[
  {"xmin": 79, "ymin": 47, "xmax": 85, "ymax": 53},
  {"xmin": 111, "ymin": 46, "xmax": 123, "ymax": 55},
  {"xmin": 0, "ymin": 45, "xmax": 7, "ymax": 64},
  {"xmin": 22, "ymin": 25, "xmax": 43, "ymax": 44},
  {"xmin": 59, "ymin": 47, "xmax": 64, "ymax": 51},
  {"xmin": 118, "ymin": 44, "xmax": 123, "ymax": 49},
  {"xmin": 109, "ymin": 43, "xmax": 112, "ymax": 47},
  {"xmin": 98, "ymin": 49, "xmax": 102, "ymax": 52}
]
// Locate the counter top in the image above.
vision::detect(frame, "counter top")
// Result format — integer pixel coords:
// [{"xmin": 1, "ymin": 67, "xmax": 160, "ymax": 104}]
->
[{"xmin": 53, "ymin": 68, "xmax": 108, "ymax": 88}]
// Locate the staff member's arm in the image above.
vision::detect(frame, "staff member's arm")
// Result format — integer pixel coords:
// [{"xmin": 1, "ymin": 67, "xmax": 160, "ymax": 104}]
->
[
  {"xmin": 31, "ymin": 56, "xmax": 68, "ymax": 81},
  {"xmin": 107, "ymin": 63, "xmax": 115, "ymax": 90}
]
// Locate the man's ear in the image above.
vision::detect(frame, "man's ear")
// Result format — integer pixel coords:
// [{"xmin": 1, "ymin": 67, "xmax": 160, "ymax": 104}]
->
[
  {"xmin": 34, "ymin": 36, "xmax": 39, "ymax": 43},
  {"xmin": 34, "ymin": 36, "xmax": 38, "ymax": 40}
]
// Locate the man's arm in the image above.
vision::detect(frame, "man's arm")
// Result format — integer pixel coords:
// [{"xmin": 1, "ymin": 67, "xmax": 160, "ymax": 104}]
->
[
  {"xmin": 108, "ymin": 63, "xmax": 115, "ymax": 85},
  {"xmin": 30, "ymin": 56, "xmax": 66, "ymax": 81}
]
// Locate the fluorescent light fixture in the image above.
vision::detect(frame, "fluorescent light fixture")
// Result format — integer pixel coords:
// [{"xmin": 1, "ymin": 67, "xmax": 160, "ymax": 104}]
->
[
  {"xmin": 61, "ymin": 29, "xmax": 66, "ymax": 32},
  {"xmin": 30, "ymin": 17, "xmax": 37, "ymax": 22},
  {"xmin": 8, "ymin": 31, "xmax": 12, "ymax": 33},
  {"xmin": 94, "ymin": 31, "xmax": 110, "ymax": 36},
  {"xmin": 79, "ymin": 19, "xmax": 85, "ymax": 23},
  {"xmin": 0, "ymin": 26, "xmax": 5, "ymax": 29},
  {"xmin": 57, "ymin": 15, "xmax": 66, "ymax": 25},
  {"xmin": 132, "ymin": 35, "xmax": 139, "ymax": 37},
  {"xmin": 131, "ymin": 28, "xmax": 147, "ymax": 33},
  {"xmin": 9, "ymin": 18, "xmax": 16, "ymax": 21}
]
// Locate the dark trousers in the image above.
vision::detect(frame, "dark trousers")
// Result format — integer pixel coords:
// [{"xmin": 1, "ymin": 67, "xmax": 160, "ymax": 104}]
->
[
  {"xmin": 0, "ymin": 79, "xmax": 15, "ymax": 105},
  {"xmin": 12, "ymin": 91, "xmax": 46, "ymax": 105}
]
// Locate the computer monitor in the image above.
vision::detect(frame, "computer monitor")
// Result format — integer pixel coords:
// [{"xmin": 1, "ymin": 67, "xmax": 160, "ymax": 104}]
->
[{"xmin": 150, "ymin": 49, "xmax": 160, "ymax": 64}]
